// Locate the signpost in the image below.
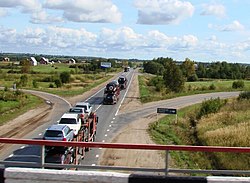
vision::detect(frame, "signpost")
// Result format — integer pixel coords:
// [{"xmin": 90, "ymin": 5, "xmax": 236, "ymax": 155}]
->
[
  {"xmin": 156, "ymin": 107, "xmax": 178, "ymax": 124},
  {"xmin": 101, "ymin": 62, "xmax": 111, "ymax": 68}
]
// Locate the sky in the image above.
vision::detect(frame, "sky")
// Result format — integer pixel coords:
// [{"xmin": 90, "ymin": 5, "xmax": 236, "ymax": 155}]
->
[{"xmin": 0, "ymin": 0, "xmax": 250, "ymax": 63}]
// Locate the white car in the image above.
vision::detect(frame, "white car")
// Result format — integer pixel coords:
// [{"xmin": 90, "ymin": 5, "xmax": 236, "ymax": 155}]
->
[
  {"xmin": 75, "ymin": 102, "xmax": 93, "ymax": 116},
  {"xmin": 58, "ymin": 113, "xmax": 81, "ymax": 136}
]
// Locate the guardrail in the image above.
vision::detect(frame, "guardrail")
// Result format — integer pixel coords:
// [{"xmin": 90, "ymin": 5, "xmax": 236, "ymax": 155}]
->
[{"xmin": 0, "ymin": 138, "xmax": 249, "ymax": 176}]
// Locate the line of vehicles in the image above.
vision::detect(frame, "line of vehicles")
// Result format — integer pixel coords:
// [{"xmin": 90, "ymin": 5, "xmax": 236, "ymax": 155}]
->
[{"xmin": 42, "ymin": 74, "xmax": 128, "ymax": 169}]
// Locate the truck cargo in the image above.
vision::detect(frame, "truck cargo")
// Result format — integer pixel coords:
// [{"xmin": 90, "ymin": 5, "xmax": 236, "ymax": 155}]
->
[{"xmin": 44, "ymin": 112, "xmax": 98, "ymax": 169}]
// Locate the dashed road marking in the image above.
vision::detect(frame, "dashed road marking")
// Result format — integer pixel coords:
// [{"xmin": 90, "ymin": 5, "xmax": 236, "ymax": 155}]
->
[
  {"xmin": 113, "ymin": 117, "xmax": 115, "ymax": 120},
  {"xmin": 109, "ymin": 125, "xmax": 112, "ymax": 127},
  {"xmin": 105, "ymin": 134, "xmax": 108, "ymax": 137},
  {"xmin": 107, "ymin": 129, "xmax": 110, "ymax": 132},
  {"xmin": 92, "ymin": 164, "xmax": 96, "ymax": 166},
  {"xmin": 111, "ymin": 121, "xmax": 114, "ymax": 123},
  {"xmin": 102, "ymin": 140, "xmax": 105, "ymax": 142},
  {"xmin": 99, "ymin": 148, "xmax": 102, "ymax": 150},
  {"xmin": 96, "ymin": 155, "xmax": 99, "ymax": 158},
  {"xmin": 39, "ymin": 133, "xmax": 42, "ymax": 136},
  {"xmin": 9, "ymin": 154, "xmax": 13, "ymax": 158},
  {"xmin": 20, "ymin": 146, "xmax": 25, "ymax": 149}
]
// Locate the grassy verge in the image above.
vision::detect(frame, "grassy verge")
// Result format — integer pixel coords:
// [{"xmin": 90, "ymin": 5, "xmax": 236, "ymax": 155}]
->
[
  {"xmin": 0, "ymin": 91, "xmax": 43, "ymax": 125},
  {"xmin": 148, "ymin": 99, "xmax": 250, "ymax": 173}
]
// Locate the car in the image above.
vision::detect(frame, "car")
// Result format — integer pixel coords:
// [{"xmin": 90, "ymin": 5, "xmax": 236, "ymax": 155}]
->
[
  {"xmin": 68, "ymin": 107, "xmax": 86, "ymax": 122},
  {"xmin": 104, "ymin": 80, "xmax": 120, "ymax": 94},
  {"xmin": 103, "ymin": 93, "xmax": 118, "ymax": 105},
  {"xmin": 45, "ymin": 147, "xmax": 74, "ymax": 169},
  {"xmin": 58, "ymin": 113, "xmax": 82, "ymax": 136},
  {"xmin": 43, "ymin": 124, "xmax": 74, "ymax": 142},
  {"xmin": 75, "ymin": 102, "xmax": 93, "ymax": 116}
]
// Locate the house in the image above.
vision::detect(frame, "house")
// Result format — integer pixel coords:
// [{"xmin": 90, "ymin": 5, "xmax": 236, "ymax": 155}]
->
[
  {"xmin": 30, "ymin": 57, "xmax": 38, "ymax": 66},
  {"xmin": 40, "ymin": 57, "xmax": 51, "ymax": 64},
  {"xmin": 68, "ymin": 58, "xmax": 76, "ymax": 64},
  {"xmin": 3, "ymin": 57, "xmax": 10, "ymax": 62}
]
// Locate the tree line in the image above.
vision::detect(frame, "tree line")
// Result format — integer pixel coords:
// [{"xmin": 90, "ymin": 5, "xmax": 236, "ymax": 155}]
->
[{"xmin": 143, "ymin": 57, "xmax": 250, "ymax": 92}]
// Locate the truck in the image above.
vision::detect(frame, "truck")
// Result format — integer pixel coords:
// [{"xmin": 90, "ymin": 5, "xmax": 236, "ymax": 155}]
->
[
  {"xmin": 44, "ymin": 112, "xmax": 98, "ymax": 169},
  {"xmin": 118, "ymin": 75, "xmax": 128, "ymax": 90},
  {"xmin": 103, "ymin": 80, "xmax": 120, "ymax": 104},
  {"xmin": 124, "ymin": 66, "xmax": 130, "ymax": 72}
]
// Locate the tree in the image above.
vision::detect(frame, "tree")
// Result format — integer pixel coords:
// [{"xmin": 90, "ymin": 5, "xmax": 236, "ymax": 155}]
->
[
  {"xmin": 181, "ymin": 58, "xmax": 196, "ymax": 81},
  {"xmin": 19, "ymin": 74, "xmax": 28, "ymax": 87},
  {"xmin": 20, "ymin": 59, "xmax": 31, "ymax": 73},
  {"xmin": 54, "ymin": 79, "xmax": 62, "ymax": 88},
  {"xmin": 143, "ymin": 61, "xmax": 164, "ymax": 75},
  {"xmin": 163, "ymin": 61, "xmax": 185, "ymax": 92},
  {"xmin": 60, "ymin": 72, "xmax": 70, "ymax": 84}
]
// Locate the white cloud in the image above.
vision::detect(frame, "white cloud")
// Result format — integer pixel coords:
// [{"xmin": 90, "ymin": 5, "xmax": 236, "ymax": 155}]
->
[
  {"xmin": 30, "ymin": 10, "xmax": 63, "ymax": 24},
  {"xmin": 0, "ymin": 0, "xmax": 42, "ymax": 13},
  {"xmin": 43, "ymin": 0, "xmax": 122, "ymax": 23},
  {"xmin": 201, "ymin": 3, "xmax": 226, "ymax": 18},
  {"xmin": 209, "ymin": 20, "xmax": 245, "ymax": 32},
  {"xmin": 221, "ymin": 20, "xmax": 245, "ymax": 32},
  {"xmin": 134, "ymin": 0, "xmax": 194, "ymax": 25},
  {"xmin": 0, "ymin": 8, "xmax": 8, "ymax": 17}
]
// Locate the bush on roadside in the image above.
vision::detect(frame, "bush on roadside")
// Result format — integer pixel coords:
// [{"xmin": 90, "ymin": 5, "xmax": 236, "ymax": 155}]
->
[
  {"xmin": 238, "ymin": 91, "xmax": 250, "ymax": 100},
  {"xmin": 232, "ymin": 80, "xmax": 244, "ymax": 89},
  {"xmin": 197, "ymin": 97, "xmax": 227, "ymax": 119}
]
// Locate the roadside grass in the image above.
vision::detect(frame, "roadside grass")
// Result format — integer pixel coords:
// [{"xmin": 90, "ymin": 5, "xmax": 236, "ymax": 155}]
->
[
  {"xmin": 148, "ymin": 99, "xmax": 250, "ymax": 173},
  {"xmin": 138, "ymin": 74, "xmax": 250, "ymax": 103},
  {"xmin": 0, "ymin": 92, "xmax": 43, "ymax": 125}
]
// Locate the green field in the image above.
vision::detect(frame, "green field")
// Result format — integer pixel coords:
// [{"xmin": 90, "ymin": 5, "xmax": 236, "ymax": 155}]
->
[{"xmin": 138, "ymin": 74, "xmax": 250, "ymax": 103}]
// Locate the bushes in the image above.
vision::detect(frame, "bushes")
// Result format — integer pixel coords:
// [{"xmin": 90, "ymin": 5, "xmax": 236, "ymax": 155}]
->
[
  {"xmin": 232, "ymin": 80, "xmax": 244, "ymax": 89},
  {"xmin": 198, "ymin": 97, "xmax": 227, "ymax": 119},
  {"xmin": 238, "ymin": 91, "xmax": 250, "ymax": 100}
]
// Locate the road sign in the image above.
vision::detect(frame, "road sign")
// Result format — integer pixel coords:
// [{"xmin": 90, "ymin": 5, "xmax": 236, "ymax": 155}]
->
[
  {"xmin": 157, "ymin": 108, "xmax": 177, "ymax": 114},
  {"xmin": 101, "ymin": 62, "xmax": 111, "ymax": 68}
]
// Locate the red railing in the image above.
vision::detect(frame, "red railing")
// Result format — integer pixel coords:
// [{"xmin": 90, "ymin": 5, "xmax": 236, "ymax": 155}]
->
[{"xmin": 0, "ymin": 138, "xmax": 250, "ymax": 175}]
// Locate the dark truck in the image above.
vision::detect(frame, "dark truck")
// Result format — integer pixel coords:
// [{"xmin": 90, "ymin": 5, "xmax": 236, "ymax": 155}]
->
[
  {"xmin": 103, "ymin": 80, "xmax": 120, "ymax": 104},
  {"xmin": 118, "ymin": 75, "xmax": 128, "ymax": 90}
]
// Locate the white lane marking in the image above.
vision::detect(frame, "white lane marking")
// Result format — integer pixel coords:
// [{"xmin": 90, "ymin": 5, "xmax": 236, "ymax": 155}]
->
[
  {"xmin": 113, "ymin": 117, "xmax": 115, "ymax": 120},
  {"xmin": 39, "ymin": 133, "xmax": 42, "ymax": 136},
  {"xmin": 96, "ymin": 155, "xmax": 99, "ymax": 158},
  {"xmin": 9, "ymin": 154, "xmax": 13, "ymax": 158},
  {"xmin": 105, "ymin": 134, "xmax": 108, "ymax": 137},
  {"xmin": 102, "ymin": 140, "xmax": 105, "ymax": 142},
  {"xmin": 94, "ymin": 104, "xmax": 102, "ymax": 112},
  {"xmin": 99, "ymin": 148, "xmax": 102, "ymax": 150},
  {"xmin": 20, "ymin": 146, "xmax": 25, "ymax": 149},
  {"xmin": 86, "ymin": 87, "xmax": 105, "ymax": 101},
  {"xmin": 92, "ymin": 164, "xmax": 96, "ymax": 166},
  {"xmin": 109, "ymin": 125, "xmax": 112, "ymax": 127},
  {"xmin": 115, "ymin": 71, "xmax": 134, "ymax": 116},
  {"xmin": 107, "ymin": 129, "xmax": 110, "ymax": 132},
  {"xmin": 111, "ymin": 121, "xmax": 114, "ymax": 123}
]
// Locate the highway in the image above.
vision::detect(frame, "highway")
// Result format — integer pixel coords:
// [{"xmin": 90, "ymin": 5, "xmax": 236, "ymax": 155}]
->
[
  {"xmin": 0, "ymin": 69, "xmax": 240, "ymax": 168},
  {"xmin": 1, "ymin": 69, "xmax": 135, "ymax": 167}
]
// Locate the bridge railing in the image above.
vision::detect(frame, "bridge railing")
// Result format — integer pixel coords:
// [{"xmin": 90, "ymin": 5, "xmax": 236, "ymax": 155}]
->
[{"xmin": 0, "ymin": 138, "xmax": 249, "ymax": 176}]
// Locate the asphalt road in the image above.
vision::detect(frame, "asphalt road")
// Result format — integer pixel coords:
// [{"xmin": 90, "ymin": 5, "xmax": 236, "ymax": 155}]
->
[
  {"xmin": 1, "ymin": 70, "xmax": 241, "ymax": 168},
  {"xmin": 2, "ymin": 69, "xmax": 134, "ymax": 167}
]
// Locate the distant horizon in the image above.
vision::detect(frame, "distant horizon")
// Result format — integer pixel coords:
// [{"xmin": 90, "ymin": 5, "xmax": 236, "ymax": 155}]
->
[
  {"xmin": 1, "ymin": 1, "xmax": 250, "ymax": 64},
  {"xmin": 2, "ymin": 51, "xmax": 250, "ymax": 65}
]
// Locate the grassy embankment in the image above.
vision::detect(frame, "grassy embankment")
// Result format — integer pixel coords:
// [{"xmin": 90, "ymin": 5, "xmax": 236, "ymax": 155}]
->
[{"xmin": 138, "ymin": 74, "xmax": 250, "ymax": 172}]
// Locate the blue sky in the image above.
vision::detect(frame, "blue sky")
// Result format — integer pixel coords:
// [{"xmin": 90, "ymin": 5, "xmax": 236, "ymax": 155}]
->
[{"xmin": 0, "ymin": 0, "xmax": 250, "ymax": 63}]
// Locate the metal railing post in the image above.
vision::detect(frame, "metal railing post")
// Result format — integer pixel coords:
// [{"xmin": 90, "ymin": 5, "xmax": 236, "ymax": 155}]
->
[
  {"xmin": 40, "ymin": 145, "xmax": 45, "ymax": 169},
  {"xmin": 165, "ymin": 150, "xmax": 169, "ymax": 176}
]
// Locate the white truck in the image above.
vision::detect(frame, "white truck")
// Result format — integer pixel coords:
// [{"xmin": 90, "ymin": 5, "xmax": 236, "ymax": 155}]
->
[
  {"xmin": 75, "ymin": 102, "xmax": 93, "ymax": 117},
  {"xmin": 58, "ymin": 113, "xmax": 81, "ymax": 136}
]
